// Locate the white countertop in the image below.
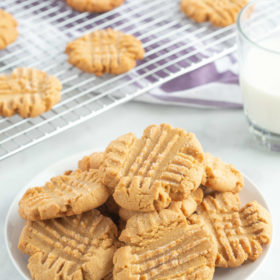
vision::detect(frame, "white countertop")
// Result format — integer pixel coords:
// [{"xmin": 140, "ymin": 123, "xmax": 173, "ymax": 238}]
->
[{"xmin": 1, "ymin": 101, "xmax": 279, "ymax": 279}]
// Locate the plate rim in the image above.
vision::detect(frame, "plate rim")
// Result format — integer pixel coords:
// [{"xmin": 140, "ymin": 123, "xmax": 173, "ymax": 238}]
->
[{"xmin": 4, "ymin": 149, "xmax": 274, "ymax": 280}]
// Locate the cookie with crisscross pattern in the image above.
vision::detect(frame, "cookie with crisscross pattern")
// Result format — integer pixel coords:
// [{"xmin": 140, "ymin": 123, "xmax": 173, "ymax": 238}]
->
[
  {"xmin": 181, "ymin": 0, "xmax": 248, "ymax": 27},
  {"xmin": 18, "ymin": 209, "xmax": 118, "ymax": 280},
  {"xmin": 19, "ymin": 169, "xmax": 110, "ymax": 221},
  {"xmin": 100, "ymin": 124, "xmax": 205, "ymax": 212},
  {"xmin": 0, "ymin": 68, "xmax": 61, "ymax": 118},
  {"xmin": 113, "ymin": 209, "xmax": 217, "ymax": 280},
  {"xmin": 65, "ymin": 28, "xmax": 145, "ymax": 76},
  {"xmin": 66, "ymin": 0, "xmax": 124, "ymax": 13},
  {"xmin": 192, "ymin": 192, "xmax": 272, "ymax": 267},
  {"xmin": 0, "ymin": 9, "xmax": 18, "ymax": 50}
]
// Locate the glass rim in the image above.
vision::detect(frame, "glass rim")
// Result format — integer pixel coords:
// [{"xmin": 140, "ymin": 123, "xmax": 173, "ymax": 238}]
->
[{"xmin": 237, "ymin": 0, "xmax": 280, "ymax": 55}]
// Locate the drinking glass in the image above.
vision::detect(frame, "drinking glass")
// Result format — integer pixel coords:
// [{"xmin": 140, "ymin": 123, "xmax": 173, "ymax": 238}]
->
[{"xmin": 237, "ymin": 0, "xmax": 280, "ymax": 151}]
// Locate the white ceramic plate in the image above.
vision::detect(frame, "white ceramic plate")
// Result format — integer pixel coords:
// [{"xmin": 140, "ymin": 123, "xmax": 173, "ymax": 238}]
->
[{"xmin": 5, "ymin": 150, "xmax": 272, "ymax": 280}]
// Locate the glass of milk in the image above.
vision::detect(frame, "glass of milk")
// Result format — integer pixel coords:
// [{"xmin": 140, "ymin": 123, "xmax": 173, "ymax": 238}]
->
[{"xmin": 237, "ymin": 0, "xmax": 280, "ymax": 151}]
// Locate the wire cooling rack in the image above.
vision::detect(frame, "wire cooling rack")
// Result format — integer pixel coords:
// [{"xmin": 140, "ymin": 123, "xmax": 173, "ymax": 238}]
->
[{"xmin": 0, "ymin": 0, "xmax": 239, "ymax": 160}]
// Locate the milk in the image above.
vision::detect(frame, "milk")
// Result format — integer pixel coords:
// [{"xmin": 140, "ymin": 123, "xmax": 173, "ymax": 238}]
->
[{"xmin": 240, "ymin": 39, "xmax": 280, "ymax": 134}]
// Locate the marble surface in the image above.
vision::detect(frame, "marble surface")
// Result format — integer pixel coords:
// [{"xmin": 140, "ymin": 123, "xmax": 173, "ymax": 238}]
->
[{"xmin": 1, "ymin": 101, "xmax": 279, "ymax": 279}]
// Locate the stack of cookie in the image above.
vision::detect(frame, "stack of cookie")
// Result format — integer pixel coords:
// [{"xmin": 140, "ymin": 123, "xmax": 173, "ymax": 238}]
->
[{"xmin": 18, "ymin": 123, "xmax": 272, "ymax": 280}]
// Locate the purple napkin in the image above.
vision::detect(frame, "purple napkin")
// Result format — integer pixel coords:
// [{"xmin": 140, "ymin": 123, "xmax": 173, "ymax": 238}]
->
[{"xmin": 138, "ymin": 53, "xmax": 243, "ymax": 108}]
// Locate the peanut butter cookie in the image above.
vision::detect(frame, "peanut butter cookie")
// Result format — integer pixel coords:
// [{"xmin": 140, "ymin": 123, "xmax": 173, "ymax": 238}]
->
[
  {"xmin": 114, "ymin": 209, "xmax": 217, "ymax": 280},
  {"xmin": 100, "ymin": 124, "xmax": 205, "ymax": 212},
  {"xmin": 18, "ymin": 209, "xmax": 118, "ymax": 280},
  {"xmin": 65, "ymin": 28, "xmax": 145, "ymax": 76},
  {"xmin": 0, "ymin": 9, "xmax": 18, "ymax": 50},
  {"xmin": 193, "ymin": 192, "xmax": 272, "ymax": 267},
  {"xmin": 19, "ymin": 169, "xmax": 110, "ymax": 221},
  {"xmin": 181, "ymin": 0, "xmax": 248, "ymax": 27},
  {"xmin": 0, "ymin": 68, "xmax": 61, "ymax": 118},
  {"xmin": 66, "ymin": 0, "xmax": 124, "ymax": 13}
]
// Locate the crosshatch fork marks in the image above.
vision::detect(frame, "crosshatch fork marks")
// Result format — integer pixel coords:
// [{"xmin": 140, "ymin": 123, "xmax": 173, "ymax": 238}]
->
[
  {"xmin": 106, "ymin": 124, "xmax": 205, "ymax": 211},
  {"xmin": 18, "ymin": 209, "xmax": 118, "ymax": 280},
  {"xmin": 114, "ymin": 209, "xmax": 217, "ymax": 280},
  {"xmin": 194, "ymin": 192, "xmax": 272, "ymax": 268},
  {"xmin": 65, "ymin": 28, "xmax": 145, "ymax": 76},
  {"xmin": 18, "ymin": 169, "xmax": 110, "ymax": 221}
]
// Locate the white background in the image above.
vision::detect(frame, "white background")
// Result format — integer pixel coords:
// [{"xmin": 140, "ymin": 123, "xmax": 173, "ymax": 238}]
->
[{"xmin": 1, "ymin": 101, "xmax": 279, "ymax": 279}]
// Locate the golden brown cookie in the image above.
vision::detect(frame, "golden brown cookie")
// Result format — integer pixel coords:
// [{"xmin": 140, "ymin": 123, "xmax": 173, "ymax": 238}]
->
[
  {"xmin": 192, "ymin": 192, "xmax": 272, "ymax": 267},
  {"xmin": 66, "ymin": 0, "xmax": 124, "ymax": 13},
  {"xmin": 119, "ymin": 187, "xmax": 204, "ymax": 221},
  {"xmin": 78, "ymin": 152, "xmax": 104, "ymax": 171},
  {"xmin": 0, "ymin": 68, "xmax": 62, "ymax": 118},
  {"xmin": 100, "ymin": 124, "xmax": 205, "ymax": 212},
  {"xmin": 113, "ymin": 209, "xmax": 217, "ymax": 280},
  {"xmin": 181, "ymin": 0, "xmax": 248, "ymax": 27},
  {"xmin": 18, "ymin": 209, "xmax": 118, "ymax": 280},
  {"xmin": 65, "ymin": 28, "xmax": 145, "ymax": 76},
  {"xmin": 19, "ymin": 169, "xmax": 110, "ymax": 221},
  {"xmin": 203, "ymin": 153, "xmax": 244, "ymax": 193},
  {"xmin": 0, "ymin": 9, "xmax": 18, "ymax": 50}
]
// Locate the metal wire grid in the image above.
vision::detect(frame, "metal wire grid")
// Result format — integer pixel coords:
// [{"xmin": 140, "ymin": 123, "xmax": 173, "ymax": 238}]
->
[{"xmin": 0, "ymin": 0, "xmax": 270, "ymax": 161}]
